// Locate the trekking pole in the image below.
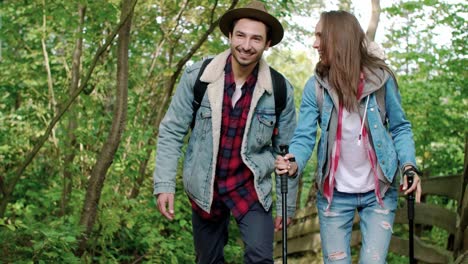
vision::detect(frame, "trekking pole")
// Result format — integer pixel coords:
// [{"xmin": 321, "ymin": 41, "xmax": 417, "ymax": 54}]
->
[
  {"xmin": 405, "ymin": 170, "xmax": 415, "ymax": 264},
  {"xmin": 279, "ymin": 145, "xmax": 290, "ymax": 264}
]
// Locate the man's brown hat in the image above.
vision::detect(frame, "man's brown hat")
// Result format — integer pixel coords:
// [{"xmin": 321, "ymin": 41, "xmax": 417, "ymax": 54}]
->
[{"xmin": 219, "ymin": 1, "xmax": 284, "ymax": 46}]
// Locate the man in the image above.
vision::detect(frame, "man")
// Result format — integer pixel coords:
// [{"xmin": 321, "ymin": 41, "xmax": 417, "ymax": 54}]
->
[{"xmin": 153, "ymin": 1, "xmax": 297, "ymax": 263}]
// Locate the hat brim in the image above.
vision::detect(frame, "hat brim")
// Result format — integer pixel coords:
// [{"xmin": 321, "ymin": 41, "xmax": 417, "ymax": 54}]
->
[{"xmin": 219, "ymin": 8, "xmax": 284, "ymax": 47}]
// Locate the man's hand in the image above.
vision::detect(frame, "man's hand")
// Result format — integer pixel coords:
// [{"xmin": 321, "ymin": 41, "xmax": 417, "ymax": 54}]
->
[
  {"xmin": 275, "ymin": 154, "xmax": 297, "ymax": 176},
  {"xmin": 274, "ymin": 216, "xmax": 292, "ymax": 232},
  {"xmin": 156, "ymin": 193, "xmax": 175, "ymax": 220}
]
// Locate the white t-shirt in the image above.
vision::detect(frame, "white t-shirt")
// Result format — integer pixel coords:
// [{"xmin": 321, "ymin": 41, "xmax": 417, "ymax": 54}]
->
[
  {"xmin": 334, "ymin": 109, "xmax": 375, "ymax": 193},
  {"xmin": 232, "ymin": 83, "xmax": 244, "ymax": 107}
]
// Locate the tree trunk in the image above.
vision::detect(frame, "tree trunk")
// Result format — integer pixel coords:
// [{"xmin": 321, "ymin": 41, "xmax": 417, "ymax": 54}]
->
[
  {"xmin": 366, "ymin": 0, "xmax": 380, "ymax": 41},
  {"xmin": 60, "ymin": 4, "xmax": 86, "ymax": 217},
  {"xmin": 41, "ymin": 0, "xmax": 58, "ymax": 148},
  {"xmin": 128, "ymin": 0, "xmax": 240, "ymax": 199},
  {"xmin": 76, "ymin": 0, "xmax": 135, "ymax": 256},
  {"xmin": 0, "ymin": 8, "xmax": 2, "ymax": 62}
]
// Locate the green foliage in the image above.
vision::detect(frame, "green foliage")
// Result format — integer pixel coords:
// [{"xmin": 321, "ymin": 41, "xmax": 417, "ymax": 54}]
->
[
  {"xmin": 0, "ymin": 206, "xmax": 81, "ymax": 263},
  {"xmin": 383, "ymin": 0, "xmax": 467, "ymax": 176}
]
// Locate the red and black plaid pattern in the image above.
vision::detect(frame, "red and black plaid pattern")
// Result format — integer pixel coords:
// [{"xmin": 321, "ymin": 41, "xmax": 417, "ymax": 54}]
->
[
  {"xmin": 190, "ymin": 55, "xmax": 259, "ymax": 220},
  {"xmin": 190, "ymin": 186, "xmax": 229, "ymax": 221}
]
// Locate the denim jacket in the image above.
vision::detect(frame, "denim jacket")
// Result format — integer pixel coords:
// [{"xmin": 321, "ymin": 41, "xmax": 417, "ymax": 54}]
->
[
  {"xmin": 290, "ymin": 67, "xmax": 417, "ymax": 199},
  {"xmin": 153, "ymin": 50, "xmax": 297, "ymax": 217}
]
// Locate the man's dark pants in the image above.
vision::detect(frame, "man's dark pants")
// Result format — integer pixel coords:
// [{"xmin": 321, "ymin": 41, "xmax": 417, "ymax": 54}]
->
[{"xmin": 192, "ymin": 202, "xmax": 274, "ymax": 264}]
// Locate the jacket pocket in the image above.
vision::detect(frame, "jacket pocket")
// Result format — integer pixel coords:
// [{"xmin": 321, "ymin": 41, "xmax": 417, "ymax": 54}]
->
[
  {"xmin": 254, "ymin": 110, "xmax": 276, "ymax": 145},
  {"xmin": 184, "ymin": 128, "xmax": 214, "ymax": 203},
  {"xmin": 183, "ymin": 157, "xmax": 212, "ymax": 202},
  {"xmin": 194, "ymin": 105, "xmax": 212, "ymax": 140}
]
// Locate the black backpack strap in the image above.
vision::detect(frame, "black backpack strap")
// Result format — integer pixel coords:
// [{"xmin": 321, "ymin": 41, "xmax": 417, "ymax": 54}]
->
[
  {"xmin": 191, "ymin": 58, "xmax": 213, "ymax": 129},
  {"xmin": 269, "ymin": 67, "xmax": 287, "ymax": 128},
  {"xmin": 375, "ymin": 86, "xmax": 387, "ymax": 126}
]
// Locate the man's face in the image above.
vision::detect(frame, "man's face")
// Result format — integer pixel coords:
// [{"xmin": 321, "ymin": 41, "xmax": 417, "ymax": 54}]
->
[{"xmin": 229, "ymin": 18, "xmax": 271, "ymax": 68}]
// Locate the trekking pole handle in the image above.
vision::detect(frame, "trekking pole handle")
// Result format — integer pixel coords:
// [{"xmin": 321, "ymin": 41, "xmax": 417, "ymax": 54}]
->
[
  {"xmin": 405, "ymin": 170, "xmax": 415, "ymax": 220},
  {"xmin": 279, "ymin": 145, "xmax": 289, "ymax": 194},
  {"xmin": 405, "ymin": 170, "xmax": 415, "ymax": 200}
]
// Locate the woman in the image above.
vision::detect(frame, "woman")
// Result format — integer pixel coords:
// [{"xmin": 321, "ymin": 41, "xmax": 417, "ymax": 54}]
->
[{"xmin": 275, "ymin": 11, "xmax": 422, "ymax": 263}]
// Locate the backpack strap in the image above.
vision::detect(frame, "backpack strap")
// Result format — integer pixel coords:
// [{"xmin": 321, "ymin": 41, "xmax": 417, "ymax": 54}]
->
[
  {"xmin": 375, "ymin": 86, "xmax": 387, "ymax": 125},
  {"xmin": 269, "ymin": 67, "xmax": 286, "ymax": 127},
  {"xmin": 191, "ymin": 58, "xmax": 213, "ymax": 129},
  {"xmin": 315, "ymin": 78, "xmax": 324, "ymax": 118}
]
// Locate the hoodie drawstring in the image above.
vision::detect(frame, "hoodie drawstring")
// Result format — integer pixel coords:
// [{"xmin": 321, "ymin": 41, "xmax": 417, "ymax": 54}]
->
[{"xmin": 357, "ymin": 95, "xmax": 370, "ymax": 146}]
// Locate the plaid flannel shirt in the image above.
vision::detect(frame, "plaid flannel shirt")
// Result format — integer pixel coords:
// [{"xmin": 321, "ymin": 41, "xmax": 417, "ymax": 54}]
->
[{"xmin": 190, "ymin": 55, "xmax": 259, "ymax": 220}]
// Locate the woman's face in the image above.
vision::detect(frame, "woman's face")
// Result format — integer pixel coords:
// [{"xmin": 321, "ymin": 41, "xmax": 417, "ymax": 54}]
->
[{"xmin": 313, "ymin": 19, "xmax": 330, "ymax": 65}]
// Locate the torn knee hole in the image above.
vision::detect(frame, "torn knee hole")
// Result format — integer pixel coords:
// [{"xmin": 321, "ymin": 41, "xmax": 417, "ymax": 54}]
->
[
  {"xmin": 328, "ymin": 251, "xmax": 347, "ymax": 261},
  {"xmin": 373, "ymin": 208, "xmax": 390, "ymax": 215},
  {"xmin": 380, "ymin": 221, "xmax": 393, "ymax": 232},
  {"xmin": 323, "ymin": 211, "xmax": 339, "ymax": 217}
]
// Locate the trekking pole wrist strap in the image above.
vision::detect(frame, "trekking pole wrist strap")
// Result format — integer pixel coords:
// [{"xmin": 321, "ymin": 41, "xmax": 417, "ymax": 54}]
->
[{"xmin": 403, "ymin": 166, "xmax": 421, "ymax": 176}]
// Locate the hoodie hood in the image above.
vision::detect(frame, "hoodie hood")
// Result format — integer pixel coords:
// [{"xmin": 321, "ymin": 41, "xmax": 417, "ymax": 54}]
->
[{"xmin": 314, "ymin": 66, "xmax": 391, "ymax": 102}]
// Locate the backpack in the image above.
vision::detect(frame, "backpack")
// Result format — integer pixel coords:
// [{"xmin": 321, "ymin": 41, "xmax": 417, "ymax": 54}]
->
[
  {"xmin": 191, "ymin": 58, "xmax": 287, "ymax": 129},
  {"xmin": 314, "ymin": 79, "xmax": 387, "ymax": 124}
]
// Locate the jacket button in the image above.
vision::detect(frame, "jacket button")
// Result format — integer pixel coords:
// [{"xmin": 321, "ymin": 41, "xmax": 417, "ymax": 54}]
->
[
  {"xmin": 377, "ymin": 143, "xmax": 381, "ymax": 147},
  {"xmin": 382, "ymin": 160, "xmax": 385, "ymax": 164},
  {"xmin": 370, "ymin": 108, "xmax": 374, "ymax": 111},
  {"xmin": 374, "ymin": 125, "xmax": 378, "ymax": 129}
]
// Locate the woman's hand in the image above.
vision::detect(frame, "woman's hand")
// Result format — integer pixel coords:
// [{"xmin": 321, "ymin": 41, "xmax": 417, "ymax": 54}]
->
[
  {"xmin": 275, "ymin": 153, "xmax": 298, "ymax": 177},
  {"xmin": 403, "ymin": 166, "xmax": 422, "ymax": 203}
]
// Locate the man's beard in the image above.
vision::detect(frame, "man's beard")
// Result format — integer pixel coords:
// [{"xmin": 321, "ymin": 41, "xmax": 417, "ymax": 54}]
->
[{"xmin": 231, "ymin": 46, "xmax": 262, "ymax": 67}]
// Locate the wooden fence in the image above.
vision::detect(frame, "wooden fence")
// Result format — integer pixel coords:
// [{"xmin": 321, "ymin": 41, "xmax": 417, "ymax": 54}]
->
[{"xmin": 273, "ymin": 172, "xmax": 468, "ymax": 264}]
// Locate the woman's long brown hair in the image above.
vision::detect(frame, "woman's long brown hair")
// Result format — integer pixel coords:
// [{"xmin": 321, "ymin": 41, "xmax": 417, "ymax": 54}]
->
[{"xmin": 316, "ymin": 11, "xmax": 395, "ymax": 112}]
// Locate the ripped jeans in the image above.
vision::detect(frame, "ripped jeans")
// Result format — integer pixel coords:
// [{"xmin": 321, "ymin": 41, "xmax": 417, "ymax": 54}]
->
[{"xmin": 317, "ymin": 187, "xmax": 398, "ymax": 264}]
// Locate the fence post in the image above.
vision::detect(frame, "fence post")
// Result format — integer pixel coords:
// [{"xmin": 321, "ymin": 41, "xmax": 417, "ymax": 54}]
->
[{"xmin": 453, "ymin": 134, "xmax": 468, "ymax": 258}]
